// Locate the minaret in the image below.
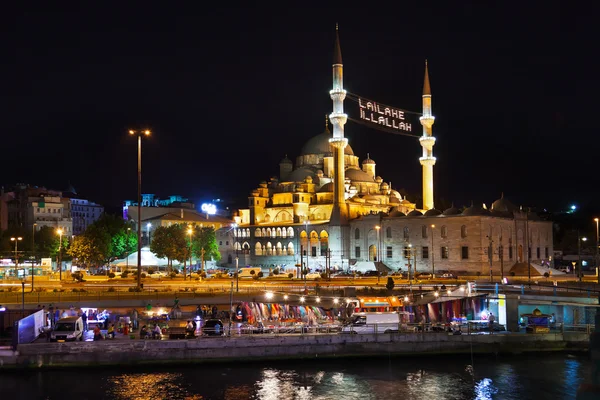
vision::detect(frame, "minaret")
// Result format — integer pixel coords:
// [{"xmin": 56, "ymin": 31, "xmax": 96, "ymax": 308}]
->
[
  {"xmin": 419, "ymin": 60, "xmax": 436, "ymax": 210},
  {"xmin": 329, "ymin": 24, "xmax": 349, "ymax": 224}
]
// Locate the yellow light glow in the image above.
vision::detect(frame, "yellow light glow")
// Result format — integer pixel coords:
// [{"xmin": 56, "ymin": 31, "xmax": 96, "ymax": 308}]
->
[
  {"xmin": 595, "ymin": 218, "xmax": 599, "ymax": 223},
  {"xmin": 57, "ymin": 229, "xmax": 63, "ymax": 235},
  {"xmin": 431, "ymin": 224, "xmax": 435, "ymax": 228},
  {"xmin": 129, "ymin": 130, "xmax": 135, "ymax": 135},
  {"xmin": 283, "ymin": 295, "xmax": 289, "ymax": 300},
  {"xmin": 403, "ymin": 296, "xmax": 409, "ymax": 302},
  {"xmin": 375, "ymin": 225, "xmax": 380, "ymax": 230},
  {"xmin": 316, "ymin": 297, "xmax": 321, "ymax": 303},
  {"xmin": 434, "ymin": 291, "xmax": 439, "ymax": 297},
  {"xmin": 333, "ymin": 298, "xmax": 339, "ymax": 304},
  {"xmin": 144, "ymin": 130, "xmax": 150, "ymax": 135},
  {"xmin": 265, "ymin": 291, "xmax": 274, "ymax": 300},
  {"xmin": 300, "ymin": 296, "xmax": 305, "ymax": 303}
]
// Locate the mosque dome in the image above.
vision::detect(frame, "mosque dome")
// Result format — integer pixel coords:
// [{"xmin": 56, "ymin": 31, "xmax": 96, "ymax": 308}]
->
[
  {"xmin": 345, "ymin": 167, "xmax": 374, "ymax": 182},
  {"xmin": 491, "ymin": 193, "xmax": 517, "ymax": 214},
  {"xmin": 362, "ymin": 156, "xmax": 375, "ymax": 165},
  {"xmin": 318, "ymin": 182, "xmax": 334, "ymax": 193},
  {"xmin": 287, "ymin": 167, "xmax": 317, "ymax": 183},
  {"xmin": 380, "ymin": 182, "xmax": 389, "ymax": 191},
  {"xmin": 462, "ymin": 203, "xmax": 491, "ymax": 216},
  {"xmin": 279, "ymin": 156, "xmax": 292, "ymax": 165},
  {"xmin": 423, "ymin": 208, "xmax": 442, "ymax": 216},
  {"xmin": 300, "ymin": 131, "xmax": 354, "ymax": 156},
  {"xmin": 388, "ymin": 207, "xmax": 406, "ymax": 217},
  {"xmin": 407, "ymin": 210, "xmax": 423, "ymax": 217},
  {"xmin": 443, "ymin": 205, "xmax": 461, "ymax": 215}
]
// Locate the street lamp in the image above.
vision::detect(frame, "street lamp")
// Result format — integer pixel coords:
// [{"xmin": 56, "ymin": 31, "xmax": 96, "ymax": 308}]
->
[
  {"xmin": 187, "ymin": 226, "xmax": 193, "ymax": 280},
  {"xmin": 56, "ymin": 229, "xmax": 63, "ymax": 281},
  {"xmin": 578, "ymin": 233, "xmax": 587, "ymax": 282},
  {"xmin": 430, "ymin": 224, "xmax": 435, "ymax": 278},
  {"xmin": 594, "ymin": 218, "xmax": 599, "ymax": 282},
  {"xmin": 126, "ymin": 227, "xmax": 131, "ymax": 270},
  {"xmin": 31, "ymin": 223, "xmax": 37, "ymax": 291},
  {"xmin": 129, "ymin": 128, "xmax": 151, "ymax": 289},
  {"xmin": 10, "ymin": 237, "xmax": 23, "ymax": 275},
  {"xmin": 375, "ymin": 225, "xmax": 381, "ymax": 284}
]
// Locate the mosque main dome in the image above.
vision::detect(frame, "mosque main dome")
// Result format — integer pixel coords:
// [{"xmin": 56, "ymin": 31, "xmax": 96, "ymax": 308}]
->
[{"xmin": 300, "ymin": 131, "xmax": 354, "ymax": 156}]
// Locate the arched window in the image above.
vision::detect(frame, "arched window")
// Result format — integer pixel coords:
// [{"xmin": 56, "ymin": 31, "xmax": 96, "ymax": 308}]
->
[
  {"xmin": 421, "ymin": 226, "xmax": 428, "ymax": 239},
  {"xmin": 262, "ymin": 228, "xmax": 267, "ymax": 237},
  {"xmin": 241, "ymin": 230, "xmax": 246, "ymax": 238},
  {"xmin": 242, "ymin": 242, "xmax": 250, "ymax": 254},
  {"xmin": 245, "ymin": 229, "xmax": 250, "ymax": 237},
  {"xmin": 234, "ymin": 242, "xmax": 241, "ymax": 251},
  {"xmin": 355, "ymin": 228, "xmax": 360, "ymax": 240},
  {"xmin": 266, "ymin": 228, "xmax": 272, "ymax": 238},
  {"xmin": 255, "ymin": 242, "xmax": 263, "ymax": 256},
  {"xmin": 441, "ymin": 226, "xmax": 448, "ymax": 238},
  {"xmin": 287, "ymin": 242, "xmax": 295, "ymax": 255},
  {"xmin": 276, "ymin": 227, "xmax": 282, "ymax": 237},
  {"xmin": 276, "ymin": 242, "xmax": 283, "ymax": 255},
  {"xmin": 266, "ymin": 242, "xmax": 273, "ymax": 256},
  {"xmin": 281, "ymin": 228, "xmax": 287, "ymax": 238},
  {"xmin": 255, "ymin": 228, "xmax": 262, "ymax": 237},
  {"xmin": 386, "ymin": 227, "xmax": 392, "ymax": 239},
  {"xmin": 320, "ymin": 230, "xmax": 329, "ymax": 256},
  {"xmin": 287, "ymin": 227, "xmax": 294, "ymax": 238},
  {"xmin": 461, "ymin": 225, "xmax": 467, "ymax": 238},
  {"xmin": 403, "ymin": 227, "xmax": 409, "ymax": 240},
  {"xmin": 271, "ymin": 229, "xmax": 276, "ymax": 238}
]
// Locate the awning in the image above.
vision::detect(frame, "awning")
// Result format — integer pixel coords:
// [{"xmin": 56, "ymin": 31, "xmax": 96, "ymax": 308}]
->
[{"xmin": 357, "ymin": 296, "xmax": 402, "ymax": 308}]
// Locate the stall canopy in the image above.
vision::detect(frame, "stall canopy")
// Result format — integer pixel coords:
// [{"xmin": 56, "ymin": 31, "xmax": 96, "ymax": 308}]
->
[
  {"xmin": 357, "ymin": 296, "xmax": 403, "ymax": 308},
  {"xmin": 110, "ymin": 247, "xmax": 181, "ymax": 267}
]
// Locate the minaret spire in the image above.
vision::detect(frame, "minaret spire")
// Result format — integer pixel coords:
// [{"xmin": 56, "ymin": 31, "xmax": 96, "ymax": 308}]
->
[
  {"xmin": 419, "ymin": 60, "xmax": 436, "ymax": 210},
  {"xmin": 329, "ymin": 24, "xmax": 349, "ymax": 224}
]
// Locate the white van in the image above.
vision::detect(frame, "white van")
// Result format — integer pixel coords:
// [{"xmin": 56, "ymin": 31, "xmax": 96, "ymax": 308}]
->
[
  {"xmin": 237, "ymin": 267, "xmax": 262, "ymax": 278},
  {"xmin": 342, "ymin": 312, "xmax": 400, "ymax": 334},
  {"xmin": 50, "ymin": 316, "xmax": 84, "ymax": 342}
]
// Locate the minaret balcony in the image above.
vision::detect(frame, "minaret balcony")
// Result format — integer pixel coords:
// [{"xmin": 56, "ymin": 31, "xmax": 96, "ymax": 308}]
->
[
  {"xmin": 419, "ymin": 115, "xmax": 435, "ymax": 128},
  {"xmin": 419, "ymin": 136, "xmax": 436, "ymax": 151},
  {"xmin": 419, "ymin": 156, "xmax": 437, "ymax": 167},
  {"xmin": 329, "ymin": 90, "xmax": 347, "ymax": 102},
  {"xmin": 329, "ymin": 112, "xmax": 348, "ymax": 126},
  {"xmin": 329, "ymin": 137, "xmax": 348, "ymax": 148}
]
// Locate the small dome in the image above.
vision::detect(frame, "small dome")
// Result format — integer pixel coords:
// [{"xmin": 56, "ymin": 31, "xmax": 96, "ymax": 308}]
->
[
  {"xmin": 491, "ymin": 193, "xmax": 517, "ymax": 214},
  {"xmin": 279, "ymin": 155, "xmax": 292, "ymax": 165},
  {"xmin": 443, "ymin": 205, "xmax": 461, "ymax": 215},
  {"xmin": 318, "ymin": 182, "xmax": 334, "ymax": 193},
  {"xmin": 345, "ymin": 167, "xmax": 374, "ymax": 182},
  {"xmin": 362, "ymin": 155, "xmax": 375, "ymax": 165},
  {"xmin": 462, "ymin": 203, "xmax": 491, "ymax": 216},
  {"xmin": 305, "ymin": 176, "xmax": 313, "ymax": 183},
  {"xmin": 375, "ymin": 176, "xmax": 383, "ymax": 183},
  {"xmin": 381, "ymin": 182, "xmax": 389, "ymax": 190},
  {"xmin": 316, "ymin": 170, "xmax": 324, "ymax": 177},
  {"xmin": 388, "ymin": 207, "xmax": 406, "ymax": 217},
  {"xmin": 287, "ymin": 167, "xmax": 317, "ymax": 183},
  {"xmin": 424, "ymin": 208, "xmax": 442, "ymax": 216},
  {"xmin": 407, "ymin": 210, "xmax": 423, "ymax": 217}
]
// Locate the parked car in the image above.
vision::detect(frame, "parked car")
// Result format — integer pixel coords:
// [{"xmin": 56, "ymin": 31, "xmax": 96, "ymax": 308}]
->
[
  {"xmin": 305, "ymin": 273, "xmax": 322, "ymax": 280},
  {"xmin": 440, "ymin": 273, "xmax": 457, "ymax": 279},
  {"xmin": 362, "ymin": 270, "xmax": 381, "ymax": 277},
  {"xmin": 148, "ymin": 271, "xmax": 167, "ymax": 279},
  {"xmin": 50, "ymin": 317, "xmax": 84, "ymax": 342},
  {"xmin": 390, "ymin": 271, "xmax": 405, "ymax": 277},
  {"xmin": 416, "ymin": 272, "xmax": 432, "ymax": 279},
  {"xmin": 332, "ymin": 271, "xmax": 354, "ymax": 278},
  {"xmin": 202, "ymin": 319, "xmax": 225, "ymax": 336}
]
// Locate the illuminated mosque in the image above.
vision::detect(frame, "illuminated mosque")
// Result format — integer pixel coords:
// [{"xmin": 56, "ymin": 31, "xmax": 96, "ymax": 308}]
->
[{"xmin": 224, "ymin": 28, "xmax": 553, "ymax": 276}]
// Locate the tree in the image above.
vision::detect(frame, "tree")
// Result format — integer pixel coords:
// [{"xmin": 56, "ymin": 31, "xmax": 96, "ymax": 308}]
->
[
  {"xmin": 386, "ymin": 277, "xmax": 395, "ymax": 292},
  {"xmin": 150, "ymin": 224, "xmax": 187, "ymax": 272},
  {"xmin": 67, "ymin": 234, "xmax": 107, "ymax": 266},
  {"xmin": 191, "ymin": 226, "xmax": 221, "ymax": 262}
]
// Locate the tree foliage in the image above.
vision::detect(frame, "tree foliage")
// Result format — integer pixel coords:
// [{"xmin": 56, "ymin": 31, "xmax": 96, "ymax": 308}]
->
[
  {"xmin": 191, "ymin": 226, "xmax": 221, "ymax": 261},
  {"xmin": 150, "ymin": 224, "xmax": 187, "ymax": 271}
]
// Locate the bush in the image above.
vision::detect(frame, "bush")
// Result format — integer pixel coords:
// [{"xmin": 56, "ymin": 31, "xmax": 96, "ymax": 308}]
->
[
  {"xmin": 108, "ymin": 272, "xmax": 116, "ymax": 279},
  {"xmin": 476, "ymin": 271, "xmax": 482, "ymax": 277},
  {"xmin": 257, "ymin": 271, "xmax": 264, "ymax": 278},
  {"xmin": 200, "ymin": 271, "xmax": 207, "ymax": 279},
  {"xmin": 147, "ymin": 268, "xmax": 155, "ymax": 274},
  {"xmin": 173, "ymin": 269, "xmax": 179, "ymax": 275},
  {"xmin": 510, "ymin": 272, "xmax": 516, "ymax": 277},
  {"xmin": 288, "ymin": 273, "xmax": 294, "ymax": 279},
  {"xmin": 273, "ymin": 268, "xmax": 280, "ymax": 275},
  {"xmin": 544, "ymin": 272, "xmax": 550, "ymax": 279},
  {"xmin": 386, "ymin": 277, "xmax": 395, "ymax": 291},
  {"xmin": 141, "ymin": 273, "xmax": 146, "ymax": 278},
  {"xmin": 169, "ymin": 272, "xmax": 177, "ymax": 279},
  {"xmin": 128, "ymin": 287, "xmax": 142, "ymax": 292},
  {"xmin": 320, "ymin": 272, "xmax": 327, "ymax": 279},
  {"xmin": 195, "ymin": 277, "xmax": 200, "ymax": 281},
  {"xmin": 107, "ymin": 287, "xmax": 116, "ymax": 292},
  {"xmin": 35, "ymin": 287, "xmax": 47, "ymax": 293},
  {"xmin": 121, "ymin": 271, "xmax": 129, "ymax": 278}
]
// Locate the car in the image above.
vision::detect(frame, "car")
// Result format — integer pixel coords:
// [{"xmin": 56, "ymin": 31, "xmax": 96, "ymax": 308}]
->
[
  {"xmin": 362, "ymin": 270, "xmax": 381, "ymax": 277},
  {"xmin": 390, "ymin": 271, "xmax": 405, "ymax": 277},
  {"xmin": 332, "ymin": 271, "xmax": 354, "ymax": 278},
  {"xmin": 416, "ymin": 273, "xmax": 432, "ymax": 279},
  {"xmin": 440, "ymin": 273, "xmax": 457, "ymax": 279},
  {"xmin": 148, "ymin": 271, "xmax": 167, "ymax": 279},
  {"xmin": 305, "ymin": 273, "xmax": 322, "ymax": 280},
  {"xmin": 202, "ymin": 319, "xmax": 225, "ymax": 336}
]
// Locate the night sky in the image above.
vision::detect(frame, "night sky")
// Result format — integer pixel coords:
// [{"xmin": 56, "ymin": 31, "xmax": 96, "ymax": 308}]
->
[{"xmin": 1, "ymin": 3, "xmax": 597, "ymax": 216}]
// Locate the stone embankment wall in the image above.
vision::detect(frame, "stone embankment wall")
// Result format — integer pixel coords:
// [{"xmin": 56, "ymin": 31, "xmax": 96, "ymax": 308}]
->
[{"xmin": 1, "ymin": 332, "xmax": 590, "ymax": 369}]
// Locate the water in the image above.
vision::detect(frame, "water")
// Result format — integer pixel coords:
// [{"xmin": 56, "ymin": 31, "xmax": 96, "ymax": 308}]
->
[{"xmin": 0, "ymin": 353, "xmax": 590, "ymax": 400}]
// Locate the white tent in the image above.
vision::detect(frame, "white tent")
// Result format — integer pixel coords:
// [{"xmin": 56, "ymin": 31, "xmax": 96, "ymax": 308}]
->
[{"xmin": 110, "ymin": 247, "xmax": 181, "ymax": 268}]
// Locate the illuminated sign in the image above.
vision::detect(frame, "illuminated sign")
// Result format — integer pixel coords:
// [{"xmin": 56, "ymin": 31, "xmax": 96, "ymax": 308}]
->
[
  {"xmin": 201, "ymin": 203, "xmax": 217, "ymax": 215},
  {"xmin": 358, "ymin": 98, "xmax": 415, "ymax": 133}
]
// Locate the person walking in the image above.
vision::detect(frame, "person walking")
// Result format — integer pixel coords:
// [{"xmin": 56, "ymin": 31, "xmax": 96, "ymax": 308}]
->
[
  {"xmin": 488, "ymin": 312, "xmax": 496, "ymax": 332},
  {"xmin": 81, "ymin": 311, "xmax": 88, "ymax": 331},
  {"xmin": 132, "ymin": 309, "xmax": 139, "ymax": 330}
]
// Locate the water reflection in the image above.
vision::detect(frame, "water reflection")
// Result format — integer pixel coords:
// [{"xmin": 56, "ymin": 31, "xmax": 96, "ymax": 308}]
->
[{"xmin": 0, "ymin": 354, "xmax": 590, "ymax": 400}]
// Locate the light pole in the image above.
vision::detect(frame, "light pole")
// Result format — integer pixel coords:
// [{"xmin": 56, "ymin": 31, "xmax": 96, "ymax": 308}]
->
[
  {"xmin": 10, "ymin": 237, "xmax": 23, "ymax": 276},
  {"xmin": 126, "ymin": 227, "xmax": 131, "ymax": 270},
  {"xmin": 235, "ymin": 256, "xmax": 239, "ymax": 292},
  {"xmin": 407, "ymin": 243, "xmax": 413, "ymax": 296},
  {"xmin": 31, "ymin": 223, "xmax": 37, "ymax": 291},
  {"xmin": 56, "ymin": 229, "xmax": 63, "ymax": 281},
  {"xmin": 147, "ymin": 222, "xmax": 152, "ymax": 246},
  {"xmin": 129, "ymin": 129, "xmax": 151, "ymax": 289},
  {"xmin": 375, "ymin": 225, "xmax": 381, "ymax": 284},
  {"xmin": 187, "ymin": 226, "xmax": 193, "ymax": 280},
  {"xmin": 594, "ymin": 217, "xmax": 599, "ymax": 282},
  {"xmin": 578, "ymin": 232, "xmax": 587, "ymax": 283},
  {"xmin": 430, "ymin": 224, "xmax": 435, "ymax": 278}
]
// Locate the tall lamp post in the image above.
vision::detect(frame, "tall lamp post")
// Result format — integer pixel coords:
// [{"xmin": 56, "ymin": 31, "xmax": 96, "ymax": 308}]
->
[
  {"xmin": 129, "ymin": 129, "xmax": 151, "ymax": 289},
  {"xmin": 187, "ymin": 226, "xmax": 193, "ymax": 280},
  {"xmin": 10, "ymin": 237, "xmax": 23, "ymax": 276},
  {"xmin": 56, "ymin": 229, "xmax": 63, "ymax": 281},
  {"xmin": 430, "ymin": 224, "xmax": 435, "ymax": 278},
  {"xmin": 578, "ymin": 232, "xmax": 587, "ymax": 283},
  {"xmin": 594, "ymin": 217, "xmax": 599, "ymax": 283}
]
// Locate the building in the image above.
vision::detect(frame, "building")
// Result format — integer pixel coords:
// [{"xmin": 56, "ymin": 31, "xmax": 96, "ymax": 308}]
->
[
  {"xmin": 62, "ymin": 184, "xmax": 104, "ymax": 235},
  {"xmin": 223, "ymin": 28, "xmax": 553, "ymax": 275},
  {"xmin": 122, "ymin": 194, "xmax": 195, "ymax": 221},
  {"xmin": 1, "ymin": 184, "xmax": 73, "ymax": 235}
]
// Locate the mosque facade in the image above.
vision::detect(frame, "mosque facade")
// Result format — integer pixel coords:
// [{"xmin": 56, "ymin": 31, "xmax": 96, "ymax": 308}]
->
[{"xmin": 224, "ymin": 29, "xmax": 552, "ymax": 276}]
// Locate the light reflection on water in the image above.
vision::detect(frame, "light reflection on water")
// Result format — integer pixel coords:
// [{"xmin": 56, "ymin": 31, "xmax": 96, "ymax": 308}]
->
[{"xmin": 0, "ymin": 354, "xmax": 590, "ymax": 400}]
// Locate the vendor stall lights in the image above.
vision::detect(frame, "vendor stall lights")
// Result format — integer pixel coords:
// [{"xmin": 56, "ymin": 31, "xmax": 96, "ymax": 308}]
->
[
  {"xmin": 333, "ymin": 298, "xmax": 339, "ymax": 304},
  {"xmin": 404, "ymin": 296, "xmax": 409, "ymax": 302},
  {"xmin": 300, "ymin": 296, "xmax": 306, "ymax": 303},
  {"xmin": 265, "ymin": 291, "xmax": 274, "ymax": 300},
  {"xmin": 283, "ymin": 295, "xmax": 289, "ymax": 300},
  {"xmin": 434, "ymin": 291, "xmax": 439, "ymax": 297},
  {"xmin": 316, "ymin": 297, "xmax": 321, "ymax": 303},
  {"xmin": 447, "ymin": 289, "xmax": 452, "ymax": 295}
]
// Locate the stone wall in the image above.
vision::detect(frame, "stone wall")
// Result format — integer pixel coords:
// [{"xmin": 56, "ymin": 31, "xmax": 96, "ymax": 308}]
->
[{"xmin": 4, "ymin": 332, "xmax": 589, "ymax": 369}]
